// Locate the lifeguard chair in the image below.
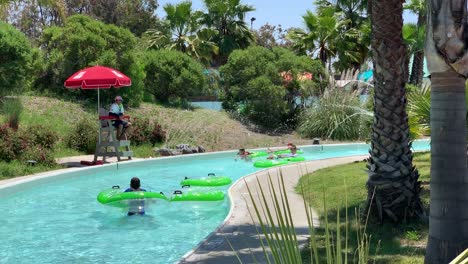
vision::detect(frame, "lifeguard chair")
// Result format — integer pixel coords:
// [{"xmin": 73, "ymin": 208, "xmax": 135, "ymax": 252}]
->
[{"xmin": 94, "ymin": 108, "xmax": 133, "ymax": 162}]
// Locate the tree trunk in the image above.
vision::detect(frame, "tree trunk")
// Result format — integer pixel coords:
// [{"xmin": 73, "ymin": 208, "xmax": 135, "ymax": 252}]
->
[
  {"xmin": 409, "ymin": 50, "xmax": 424, "ymax": 85},
  {"xmin": 424, "ymin": 1, "xmax": 468, "ymax": 262},
  {"xmin": 365, "ymin": 0, "xmax": 423, "ymax": 222},
  {"xmin": 424, "ymin": 70, "xmax": 468, "ymax": 263},
  {"xmin": 409, "ymin": 11, "xmax": 426, "ymax": 86}
]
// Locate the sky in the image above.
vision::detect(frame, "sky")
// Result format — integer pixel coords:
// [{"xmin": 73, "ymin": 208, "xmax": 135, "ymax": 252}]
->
[{"xmin": 156, "ymin": 0, "xmax": 418, "ymax": 30}]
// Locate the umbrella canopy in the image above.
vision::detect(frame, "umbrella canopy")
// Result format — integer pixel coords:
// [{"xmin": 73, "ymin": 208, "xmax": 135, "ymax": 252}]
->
[
  {"xmin": 64, "ymin": 66, "xmax": 131, "ymax": 89},
  {"xmin": 64, "ymin": 66, "xmax": 132, "ymax": 113}
]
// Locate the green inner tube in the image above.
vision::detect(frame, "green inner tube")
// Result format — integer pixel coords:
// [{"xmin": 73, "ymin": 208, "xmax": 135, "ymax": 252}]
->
[
  {"xmin": 253, "ymin": 156, "xmax": 306, "ymax": 168},
  {"xmin": 180, "ymin": 176, "xmax": 232, "ymax": 187},
  {"xmin": 97, "ymin": 189, "xmax": 168, "ymax": 207},
  {"xmin": 170, "ymin": 190, "xmax": 225, "ymax": 202},
  {"xmin": 249, "ymin": 149, "xmax": 303, "ymax": 158}
]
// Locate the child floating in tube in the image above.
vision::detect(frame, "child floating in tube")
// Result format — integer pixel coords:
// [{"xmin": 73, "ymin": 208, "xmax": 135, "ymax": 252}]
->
[
  {"xmin": 125, "ymin": 177, "xmax": 146, "ymax": 216},
  {"xmin": 267, "ymin": 144, "xmax": 298, "ymax": 159},
  {"xmin": 235, "ymin": 148, "xmax": 251, "ymax": 161}
]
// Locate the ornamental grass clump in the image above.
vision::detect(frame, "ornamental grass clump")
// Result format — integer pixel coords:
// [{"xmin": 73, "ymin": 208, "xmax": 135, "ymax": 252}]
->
[{"xmin": 234, "ymin": 169, "xmax": 373, "ymax": 264}]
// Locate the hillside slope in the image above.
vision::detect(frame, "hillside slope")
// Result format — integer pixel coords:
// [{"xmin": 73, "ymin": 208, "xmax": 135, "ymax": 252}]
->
[{"xmin": 15, "ymin": 96, "xmax": 314, "ymax": 152}]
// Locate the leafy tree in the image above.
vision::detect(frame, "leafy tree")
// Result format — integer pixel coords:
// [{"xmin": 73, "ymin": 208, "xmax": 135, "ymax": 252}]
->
[
  {"xmin": 141, "ymin": 49, "xmax": 206, "ymax": 105},
  {"xmin": 65, "ymin": 0, "xmax": 159, "ymax": 36},
  {"xmin": 425, "ymin": 0, "xmax": 468, "ymax": 262},
  {"xmin": 220, "ymin": 46, "xmax": 326, "ymax": 128},
  {"xmin": 365, "ymin": 0, "xmax": 423, "ymax": 223},
  {"xmin": 0, "ymin": 22, "xmax": 38, "ymax": 96},
  {"xmin": 253, "ymin": 23, "xmax": 290, "ymax": 49},
  {"xmin": 145, "ymin": 1, "xmax": 218, "ymax": 66},
  {"xmin": 39, "ymin": 14, "xmax": 144, "ymax": 106},
  {"xmin": 202, "ymin": 0, "xmax": 255, "ymax": 66}
]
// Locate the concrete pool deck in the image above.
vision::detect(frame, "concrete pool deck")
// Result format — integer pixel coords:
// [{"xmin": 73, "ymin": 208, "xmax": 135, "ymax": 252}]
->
[
  {"xmin": 179, "ymin": 155, "xmax": 369, "ymax": 264},
  {"xmin": 0, "ymin": 154, "xmax": 369, "ymax": 263}
]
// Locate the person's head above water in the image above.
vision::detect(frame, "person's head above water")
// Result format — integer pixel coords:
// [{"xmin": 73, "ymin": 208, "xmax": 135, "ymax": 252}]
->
[{"xmin": 130, "ymin": 177, "xmax": 141, "ymax": 189}]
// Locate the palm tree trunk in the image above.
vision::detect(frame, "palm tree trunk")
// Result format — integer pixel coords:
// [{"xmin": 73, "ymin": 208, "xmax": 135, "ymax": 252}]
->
[
  {"xmin": 409, "ymin": 51, "xmax": 424, "ymax": 85},
  {"xmin": 365, "ymin": 0, "xmax": 423, "ymax": 222},
  {"xmin": 425, "ymin": 70, "xmax": 468, "ymax": 263},
  {"xmin": 409, "ymin": 12, "xmax": 426, "ymax": 86}
]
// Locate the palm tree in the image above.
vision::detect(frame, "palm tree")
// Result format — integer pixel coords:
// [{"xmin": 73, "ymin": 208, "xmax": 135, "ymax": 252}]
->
[
  {"xmin": 145, "ymin": 1, "xmax": 218, "ymax": 66},
  {"xmin": 405, "ymin": 0, "xmax": 426, "ymax": 86},
  {"xmin": 365, "ymin": 0, "xmax": 423, "ymax": 222},
  {"xmin": 202, "ymin": 0, "xmax": 255, "ymax": 65},
  {"xmin": 424, "ymin": 1, "xmax": 468, "ymax": 262},
  {"xmin": 288, "ymin": 7, "xmax": 353, "ymax": 69},
  {"xmin": 402, "ymin": 23, "xmax": 425, "ymax": 83}
]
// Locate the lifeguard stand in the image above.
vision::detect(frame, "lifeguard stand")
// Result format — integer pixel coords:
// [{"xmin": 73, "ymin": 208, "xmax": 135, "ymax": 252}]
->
[{"xmin": 94, "ymin": 108, "xmax": 133, "ymax": 162}]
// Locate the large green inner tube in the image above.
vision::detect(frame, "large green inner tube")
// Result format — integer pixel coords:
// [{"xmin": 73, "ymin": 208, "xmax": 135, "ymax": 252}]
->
[
  {"xmin": 170, "ymin": 190, "xmax": 225, "ymax": 202},
  {"xmin": 97, "ymin": 189, "xmax": 168, "ymax": 207},
  {"xmin": 253, "ymin": 156, "xmax": 306, "ymax": 168},
  {"xmin": 254, "ymin": 159, "xmax": 289, "ymax": 168},
  {"xmin": 180, "ymin": 176, "xmax": 232, "ymax": 187},
  {"xmin": 249, "ymin": 149, "xmax": 303, "ymax": 158}
]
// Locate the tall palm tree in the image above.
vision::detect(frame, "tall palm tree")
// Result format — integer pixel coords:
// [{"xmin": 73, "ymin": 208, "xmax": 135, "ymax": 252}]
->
[
  {"xmin": 287, "ymin": 7, "xmax": 354, "ymax": 69},
  {"xmin": 405, "ymin": 0, "xmax": 426, "ymax": 86},
  {"xmin": 202, "ymin": 0, "xmax": 255, "ymax": 65},
  {"xmin": 424, "ymin": 1, "xmax": 468, "ymax": 262},
  {"xmin": 145, "ymin": 1, "xmax": 218, "ymax": 66},
  {"xmin": 402, "ymin": 23, "xmax": 425, "ymax": 83},
  {"xmin": 365, "ymin": 0, "xmax": 423, "ymax": 222}
]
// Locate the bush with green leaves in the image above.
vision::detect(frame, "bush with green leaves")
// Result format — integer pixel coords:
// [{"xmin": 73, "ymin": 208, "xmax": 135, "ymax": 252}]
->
[
  {"xmin": 297, "ymin": 89, "xmax": 372, "ymax": 140},
  {"xmin": 21, "ymin": 125, "xmax": 58, "ymax": 150},
  {"xmin": 0, "ymin": 22, "xmax": 39, "ymax": 96},
  {"xmin": 66, "ymin": 118, "xmax": 98, "ymax": 154},
  {"xmin": 21, "ymin": 146, "xmax": 55, "ymax": 166},
  {"xmin": 141, "ymin": 50, "xmax": 206, "ymax": 105},
  {"xmin": 129, "ymin": 117, "xmax": 167, "ymax": 146},
  {"xmin": 220, "ymin": 46, "xmax": 327, "ymax": 128},
  {"xmin": 39, "ymin": 15, "xmax": 144, "ymax": 106},
  {"xmin": 0, "ymin": 125, "xmax": 25, "ymax": 162}
]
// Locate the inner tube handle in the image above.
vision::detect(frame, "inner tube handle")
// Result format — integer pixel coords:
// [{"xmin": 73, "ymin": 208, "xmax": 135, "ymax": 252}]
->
[
  {"xmin": 181, "ymin": 185, "xmax": 190, "ymax": 188},
  {"xmin": 184, "ymin": 176, "xmax": 188, "ymax": 179},
  {"xmin": 173, "ymin": 190, "xmax": 183, "ymax": 194},
  {"xmin": 112, "ymin": 185, "xmax": 120, "ymax": 189},
  {"xmin": 160, "ymin": 191, "xmax": 165, "ymax": 195},
  {"xmin": 208, "ymin": 173, "xmax": 215, "ymax": 176}
]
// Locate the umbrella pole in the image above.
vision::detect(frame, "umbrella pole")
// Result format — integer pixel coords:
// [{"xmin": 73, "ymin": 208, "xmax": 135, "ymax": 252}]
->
[{"xmin": 98, "ymin": 88, "xmax": 101, "ymax": 144}]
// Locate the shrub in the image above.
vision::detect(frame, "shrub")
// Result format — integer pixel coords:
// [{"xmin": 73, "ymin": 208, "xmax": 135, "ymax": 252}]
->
[
  {"xmin": 141, "ymin": 49, "xmax": 206, "ymax": 105},
  {"xmin": 1, "ymin": 98, "xmax": 23, "ymax": 130},
  {"xmin": 21, "ymin": 125, "xmax": 58, "ymax": 150},
  {"xmin": 21, "ymin": 146, "xmax": 55, "ymax": 166},
  {"xmin": 150, "ymin": 123, "xmax": 166, "ymax": 146},
  {"xmin": 66, "ymin": 118, "xmax": 98, "ymax": 154},
  {"xmin": 0, "ymin": 125, "xmax": 26, "ymax": 162},
  {"xmin": 128, "ymin": 117, "xmax": 167, "ymax": 146},
  {"xmin": 128, "ymin": 117, "xmax": 152, "ymax": 145},
  {"xmin": 297, "ymin": 89, "xmax": 372, "ymax": 140}
]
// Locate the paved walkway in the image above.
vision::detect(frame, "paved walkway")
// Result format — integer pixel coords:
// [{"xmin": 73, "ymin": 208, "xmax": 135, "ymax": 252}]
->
[
  {"xmin": 179, "ymin": 155, "xmax": 368, "ymax": 264},
  {"xmin": 55, "ymin": 155, "xmax": 138, "ymax": 168}
]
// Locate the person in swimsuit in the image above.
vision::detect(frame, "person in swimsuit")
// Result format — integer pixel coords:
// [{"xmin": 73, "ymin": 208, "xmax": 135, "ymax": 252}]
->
[{"xmin": 124, "ymin": 177, "xmax": 146, "ymax": 216}]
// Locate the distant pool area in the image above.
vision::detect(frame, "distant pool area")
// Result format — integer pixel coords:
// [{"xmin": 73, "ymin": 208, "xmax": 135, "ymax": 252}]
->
[
  {"xmin": 191, "ymin": 101, "xmax": 223, "ymax": 111},
  {"xmin": 0, "ymin": 140, "xmax": 430, "ymax": 263}
]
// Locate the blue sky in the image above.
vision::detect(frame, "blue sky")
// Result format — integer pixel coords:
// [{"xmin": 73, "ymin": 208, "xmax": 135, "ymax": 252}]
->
[{"xmin": 157, "ymin": 0, "xmax": 418, "ymax": 30}]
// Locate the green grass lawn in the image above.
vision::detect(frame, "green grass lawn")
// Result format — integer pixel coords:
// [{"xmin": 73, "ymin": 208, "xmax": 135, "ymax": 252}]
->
[{"xmin": 297, "ymin": 152, "xmax": 430, "ymax": 264}]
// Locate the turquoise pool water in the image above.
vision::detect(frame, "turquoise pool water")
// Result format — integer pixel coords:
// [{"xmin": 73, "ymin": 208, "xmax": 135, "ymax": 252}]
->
[{"xmin": 0, "ymin": 140, "xmax": 430, "ymax": 263}]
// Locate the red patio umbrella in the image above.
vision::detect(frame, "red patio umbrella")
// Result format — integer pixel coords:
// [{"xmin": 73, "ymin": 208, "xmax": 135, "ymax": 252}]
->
[{"xmin": 64, "ymin": 65, "xmax": 132, "ymax": 112}]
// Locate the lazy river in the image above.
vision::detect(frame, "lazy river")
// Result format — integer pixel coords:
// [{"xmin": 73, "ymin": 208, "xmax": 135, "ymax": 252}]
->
[{"xmin": 0, "ymin": 140, "xmax": 430, "ymax": 263}]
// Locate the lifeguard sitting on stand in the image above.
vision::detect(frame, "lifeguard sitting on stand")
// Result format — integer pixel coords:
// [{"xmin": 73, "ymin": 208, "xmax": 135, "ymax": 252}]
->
[{"xmin": 109, "ymin": 95, "xmax": 131, "ymax": 140}]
